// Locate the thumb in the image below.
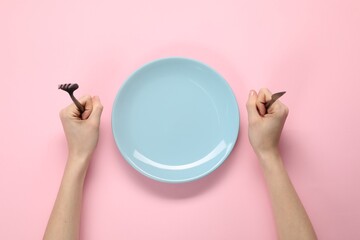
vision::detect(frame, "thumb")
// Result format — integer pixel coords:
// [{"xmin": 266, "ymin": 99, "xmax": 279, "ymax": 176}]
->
[
  {"xmin": 79, "ymin": 95, "xmax": 93, "ymax": 120},
  {"xmin": 246, "ymin": 90, "xmax": 259, "ymax": 123},
  {"xmin": 89, "ymin": 96, "xmax": 103, "ymax": 123}
]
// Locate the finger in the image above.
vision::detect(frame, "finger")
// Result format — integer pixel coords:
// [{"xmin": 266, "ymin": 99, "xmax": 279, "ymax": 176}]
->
[
  {"xmin": 269, "ymin": 100, "xmax": 289, "ymax": 118},
  {"xmin": 267, "ymin": 98, "xmax": 282, "ymax": 114},
  {"xmin": 78, "ymin": 95, "xmax": 93, "ymax": 120},
  {"xmin": 89, "ymin": 96, "xmax": 103, "ymax": 123},
  {"xmin": 61, "ymin": 95, "xmax": 91, "ymax": 120},
  {"xmin": 246, "ymin": 90, "xmax": 260, "ymax": 123},
  {"xmin": 256, "ymin": 88, "xmax": 272, "ymax": 116}
]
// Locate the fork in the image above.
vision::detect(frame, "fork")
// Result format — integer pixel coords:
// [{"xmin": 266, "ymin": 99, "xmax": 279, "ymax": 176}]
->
[{"xmin": 58, "ymin": 83, "xmax": 85, "ymax": 113}]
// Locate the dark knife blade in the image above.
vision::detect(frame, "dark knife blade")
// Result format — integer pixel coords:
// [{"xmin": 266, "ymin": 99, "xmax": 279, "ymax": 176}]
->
[{"xmin": 265, "ymin": 91, "xmax": 286, "ymax": 109}]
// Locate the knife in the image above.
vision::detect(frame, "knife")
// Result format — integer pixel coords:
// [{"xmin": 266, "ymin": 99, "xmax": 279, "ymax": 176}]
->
[{"xmin": 265, "ymin": 91, "xmax": 286, "ymax": 109}]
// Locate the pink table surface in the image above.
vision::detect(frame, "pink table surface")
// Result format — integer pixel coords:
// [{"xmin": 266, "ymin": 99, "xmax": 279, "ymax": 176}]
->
[{"xmin": 1, "ymin": 0, "xmax": 360, "ymax": 239}]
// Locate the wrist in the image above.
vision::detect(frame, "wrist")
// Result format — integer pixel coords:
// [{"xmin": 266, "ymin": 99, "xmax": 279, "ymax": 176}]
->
[
  {"xmin": 68, "ymin": 147, "xmax": 93, "ymax": 162},
  {"xmin": 256, "ymin": 150, "xmax": 284, "ymax": 172},
  {"xmin": 65, "ymin": 155, "xmax": 91, "ymax": 180}
]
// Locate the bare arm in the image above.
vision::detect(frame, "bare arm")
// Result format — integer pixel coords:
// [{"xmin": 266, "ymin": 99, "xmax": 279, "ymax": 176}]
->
[
  {"xmin": 247, "ymin": 88, "xmax": 317, "ymax": 240},
  {"xmin": 44, "ymin": 95, "xmax": 103, "ymax": 240}
]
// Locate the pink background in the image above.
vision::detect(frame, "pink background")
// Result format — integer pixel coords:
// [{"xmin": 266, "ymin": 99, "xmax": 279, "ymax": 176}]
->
[{"xmin": 1, "ymin": 0, "xmax": 360, "ymax": 239}]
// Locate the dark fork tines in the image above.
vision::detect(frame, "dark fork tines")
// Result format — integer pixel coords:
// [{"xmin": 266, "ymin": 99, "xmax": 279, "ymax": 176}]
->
[
  {"xmin": 58, "ymin": 83, "xmax": 85, "ymax": 113},
  {"xmin": 58, "ymin": 83, "xmax": 79, "ymax": 91}
]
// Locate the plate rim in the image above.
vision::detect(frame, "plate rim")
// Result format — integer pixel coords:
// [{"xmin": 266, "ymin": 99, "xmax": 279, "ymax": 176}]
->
[{"xmin": 111, "ymin": 57, "xmax": 240, "ymax": 183}]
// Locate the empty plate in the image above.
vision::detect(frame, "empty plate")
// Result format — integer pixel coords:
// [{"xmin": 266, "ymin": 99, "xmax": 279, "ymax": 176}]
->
[{"xmin": 112, "ymin": 57, "xmax": 239, "ymax": 183}]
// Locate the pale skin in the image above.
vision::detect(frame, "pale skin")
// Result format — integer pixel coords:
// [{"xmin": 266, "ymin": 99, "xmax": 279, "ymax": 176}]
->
[
  {"xmin": 44, "ymin": 95, "xmax": 103, "ymax": 240},
  {"xmin": 44, "ymin": 88, "xmax": 316, "ymax": 240},
  {"xmin": 247, "ymin": 88, "xmax": 317, "ymax": 240}
]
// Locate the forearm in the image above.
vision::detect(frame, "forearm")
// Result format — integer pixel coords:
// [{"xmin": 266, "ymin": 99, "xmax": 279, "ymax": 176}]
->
[
  {"xmin": 260, "ymin": 153, "xmax": 317, "ymax": 240},
  {"xmin": 44, "ymin": 157, "xmax": 89, "ymax": 240}
]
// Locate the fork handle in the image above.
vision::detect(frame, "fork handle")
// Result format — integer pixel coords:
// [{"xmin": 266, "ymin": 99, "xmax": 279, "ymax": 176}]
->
[{"xmin": 69, "ymin": 93, "xmax": 85, "ymax": 114}]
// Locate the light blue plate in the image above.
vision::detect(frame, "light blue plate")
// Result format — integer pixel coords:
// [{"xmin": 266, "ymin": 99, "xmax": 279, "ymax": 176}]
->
[{"xmin": 112, "ymin": 57, "xmax": 239, "ymax": 183}]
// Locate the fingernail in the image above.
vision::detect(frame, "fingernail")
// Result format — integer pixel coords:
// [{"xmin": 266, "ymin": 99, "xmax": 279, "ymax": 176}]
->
[{"xmin": 249, "ymin": 90, "xmax": 255, "ymax": 96}]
